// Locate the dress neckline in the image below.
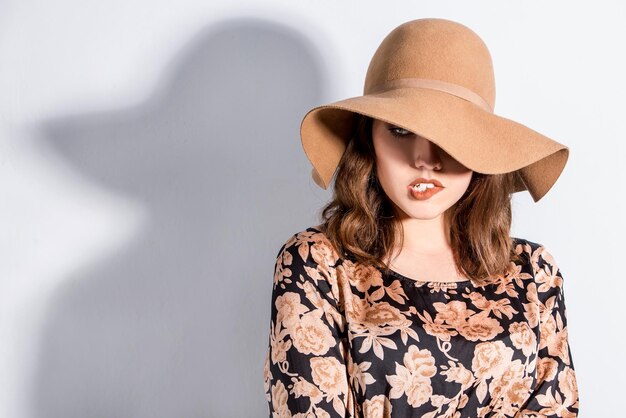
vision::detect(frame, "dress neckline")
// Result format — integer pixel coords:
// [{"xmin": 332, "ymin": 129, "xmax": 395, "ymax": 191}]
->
[
  {"xmin": 383, "ymin": 267, "xmax": 474, "ymax": 287},
  {"xmin": 308, "ymin": 224, "xmax": 485, "ymax": 288}
]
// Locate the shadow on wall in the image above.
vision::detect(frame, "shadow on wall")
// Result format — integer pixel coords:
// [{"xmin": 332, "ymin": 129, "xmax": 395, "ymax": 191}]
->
[{"xmin": 29, "ymin": 17, "xmax": 329, "ymax": 417}]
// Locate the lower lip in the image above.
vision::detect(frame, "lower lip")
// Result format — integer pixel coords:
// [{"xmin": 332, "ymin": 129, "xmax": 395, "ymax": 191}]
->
[{"xmin": 407, "ymin": 185, "xmax": 444, "ymax": 200}]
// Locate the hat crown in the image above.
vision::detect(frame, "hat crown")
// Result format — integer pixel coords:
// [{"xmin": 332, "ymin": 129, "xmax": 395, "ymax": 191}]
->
[{"xmin": 364, "ymin": 18, "xmax": 496, "ymax": 110}]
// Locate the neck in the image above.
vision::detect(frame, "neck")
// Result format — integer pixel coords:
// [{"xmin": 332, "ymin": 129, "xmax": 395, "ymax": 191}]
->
[{"xmin": 394, "ymin": 212, "xmax": 452, "ymax": 255}]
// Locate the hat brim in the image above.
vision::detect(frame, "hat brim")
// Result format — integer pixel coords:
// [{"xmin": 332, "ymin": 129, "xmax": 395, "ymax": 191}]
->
[{"xmin": 300, "ymin": 87, "xmax": 568, "ymax": 202}]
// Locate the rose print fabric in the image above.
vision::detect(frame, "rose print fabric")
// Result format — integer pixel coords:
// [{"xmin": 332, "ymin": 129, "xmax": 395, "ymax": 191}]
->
[{"xmin": 263, "ymin": 226, "xmax": 579, "ymax": 417}]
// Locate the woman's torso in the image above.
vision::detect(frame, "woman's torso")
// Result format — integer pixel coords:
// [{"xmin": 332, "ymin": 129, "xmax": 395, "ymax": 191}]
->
[{"xmin": 265, "ymin": 225, "xmax": 579, "ymax": 417}]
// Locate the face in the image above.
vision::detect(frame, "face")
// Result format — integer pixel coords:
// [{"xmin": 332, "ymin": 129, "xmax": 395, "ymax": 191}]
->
[{"xmin": 371, "ymin": 118, "xmax": 473, "ymax": 220}]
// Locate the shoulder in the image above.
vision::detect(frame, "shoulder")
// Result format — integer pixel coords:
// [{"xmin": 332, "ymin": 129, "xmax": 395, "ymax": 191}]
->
[
  {"xmin": 510, "ymin": 236, "xmax": 561, "ymax": 277},
  {"xmin": 272, "ymin": 226, "xmax": 345, "ymax": 313},
  {"xmin": 273, "ymin": 225, "xmax": 342, "ymax": 287},
  {"xmin": 275, "ymin": 224, "xmax": 340, "ymax": 266},
  {"xmin": 510, "ymin": 236, "xmax": 565, "ymax": 304}
]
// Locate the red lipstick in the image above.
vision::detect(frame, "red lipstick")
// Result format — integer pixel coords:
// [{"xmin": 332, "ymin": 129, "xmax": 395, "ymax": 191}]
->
[{"xmin": 407, "ymin": 177, "xmax": 444, "ymax": 200}]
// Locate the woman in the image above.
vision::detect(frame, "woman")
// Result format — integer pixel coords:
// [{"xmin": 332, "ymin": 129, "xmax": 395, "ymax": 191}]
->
[{"xmin": 264, "ymin": 18, "xmax": 579, "ymax": 417}]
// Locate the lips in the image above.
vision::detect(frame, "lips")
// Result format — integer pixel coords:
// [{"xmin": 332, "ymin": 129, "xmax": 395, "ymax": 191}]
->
[
  {"xmin": 409, "ymin": 177, "xmax": 444, "ymax": 188},
  {"xmin": 407, "ymin": 177, "xmax": 444, "ymax": 201}
]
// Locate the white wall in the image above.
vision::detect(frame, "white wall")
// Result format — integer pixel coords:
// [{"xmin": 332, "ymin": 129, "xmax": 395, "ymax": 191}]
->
[{"xmin": 1, "ymin": 1, "xmax": 622, "ymax": 416}]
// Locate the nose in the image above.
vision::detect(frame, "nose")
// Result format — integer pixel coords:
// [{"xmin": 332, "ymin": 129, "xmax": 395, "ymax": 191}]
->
[{"xmin": 412, "ymin": 136, "xmax": 442, "ymax": 170}]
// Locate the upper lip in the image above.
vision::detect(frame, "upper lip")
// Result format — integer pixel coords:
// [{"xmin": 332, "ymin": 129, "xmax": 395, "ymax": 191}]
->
[{"xmin": 409, "ymin": 177, "xmax": 444, "ymax": 187}]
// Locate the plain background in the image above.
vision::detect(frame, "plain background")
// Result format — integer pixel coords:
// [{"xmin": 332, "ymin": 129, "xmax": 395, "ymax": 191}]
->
[{"xmin": 1, "ymin": 1, "xmax": 622, "ymax": 416}]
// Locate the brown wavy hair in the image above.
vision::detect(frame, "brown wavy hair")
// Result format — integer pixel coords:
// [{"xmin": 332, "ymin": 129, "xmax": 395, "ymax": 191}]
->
[{"xmin": 317, "ymin": 114, "xmax": 523, "ymax": 285}]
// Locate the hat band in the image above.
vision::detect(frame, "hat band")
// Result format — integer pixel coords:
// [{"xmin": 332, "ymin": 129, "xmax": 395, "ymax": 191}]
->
[{"xmin": 368, "ymin": 78, "xmax": 493, "ymax": 113}]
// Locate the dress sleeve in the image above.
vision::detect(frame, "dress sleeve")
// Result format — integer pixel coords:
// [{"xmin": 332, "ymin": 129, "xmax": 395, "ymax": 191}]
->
[
  {"xmin": 517, "ymin": 246, "xmax": 580, "ymax": 417},
  {"xmin": 263, "ymin": 232, "xmax": 354, "ymax": 417}
]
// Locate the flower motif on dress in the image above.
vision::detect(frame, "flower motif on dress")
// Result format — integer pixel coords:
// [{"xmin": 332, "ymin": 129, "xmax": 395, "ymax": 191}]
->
[
  {"xmin": 472, "ymin": 340, "xmax": 515, "ymax": 380},
  {"xmin": 421, "ymin": 300, "xmax": 505, "ymax": 343},
  {"xmin": 386, "ymin": 345, "xmax": 437, "ymax": 408},
  {"xmin": 362, "ymin": 394, "xmax": 393, "ymax": 418},
  {"xmin": 509, "ymin": 321, "xmax": 538, "ymax": 357},
  {"xmin": 291, "ymin": 310, "xmax": 338, "ymax": 356},
  {"xmin": 440, "ymin": 360, "xmax": 475, "ymax": 390},
  {"xmin": 273, "ymin": 242, "xmax": 294, "ymax": 290},
  {"xmin": 487, "ymin": 358, "xmax": 533, "ymax": 416},
  {"xmin": 458, "ymin": 311, "xmax": 504, "ymax": 342},
  {"xmin": 270, "ymin": 379, "xmax": 291, "ymax": 416},
  {"xmin": 522, "ymin": 281, "xmax": 541, "ymax": 329},
  {"xmin": 275, "ymin": 292, "xmax": 309, "ymax": 329},
  {"xmin": 419, "ymin": 309, "xmax": 458, "ymax": 342},
  {"xmin": 348, "ymin": 358, "xmax": 376, "ymax": 396},
  {"xmin": 466, "ymin": 291, "xmax": 518, "ymax": 320},
  {"xmin": 340, "ymin": 259, "xmax": 385, "ymax": 294},
  {"xmin": 433, "ymin": 300, "xmax": 474, "ymax": 325},
  {"xmin": 354, "ymin": 301, "xmax": 414, "ymax": 360}
]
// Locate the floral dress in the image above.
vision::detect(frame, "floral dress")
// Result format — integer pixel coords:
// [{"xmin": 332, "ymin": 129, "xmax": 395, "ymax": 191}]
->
[{"xmin": 263, "ymin": 226, "xmax": 579, "ymax": 417}]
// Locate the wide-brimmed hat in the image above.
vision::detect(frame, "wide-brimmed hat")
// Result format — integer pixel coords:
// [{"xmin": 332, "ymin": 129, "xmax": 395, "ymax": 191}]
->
[{"xmin": 300, "ymin": 18, "xmax": 568, "ymax": 202}]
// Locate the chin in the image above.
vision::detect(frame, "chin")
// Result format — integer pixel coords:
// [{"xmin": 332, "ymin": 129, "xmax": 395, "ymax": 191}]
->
[
  {"xmin": 395, "ymin": 201, "xmax": 451, "ymax": 220},
  {"xmin": 403, "ymin": 209, "xmax": 446, "ymax": 220}
]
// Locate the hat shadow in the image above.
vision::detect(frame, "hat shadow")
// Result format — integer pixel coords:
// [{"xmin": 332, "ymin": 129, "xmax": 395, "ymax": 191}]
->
[{"xmin": 29, "ymin": 18, "xmax": 329, "ymax": 417}]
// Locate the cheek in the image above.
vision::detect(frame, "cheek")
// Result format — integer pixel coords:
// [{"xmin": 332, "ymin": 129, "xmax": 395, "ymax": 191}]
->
[
  {"xmin": 374, "ymin": 155, "xmax": 400, "ymax": 190},
  {"xmin": 451, "ymin": 171, "xmax": 473, "ymax": 196},
  {"xmin": 372, "ymin": 139, "xmax": 394, "ymax": 183},
  {"xmin": 374, "ymin": 142, "xmax": 405, "ymax": 176}
]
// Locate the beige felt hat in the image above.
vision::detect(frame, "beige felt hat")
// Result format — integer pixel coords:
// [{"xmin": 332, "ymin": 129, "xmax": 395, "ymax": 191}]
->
[{"xmin": 300, "ymin": 18, "xmax": 569, "ymax": 202}]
